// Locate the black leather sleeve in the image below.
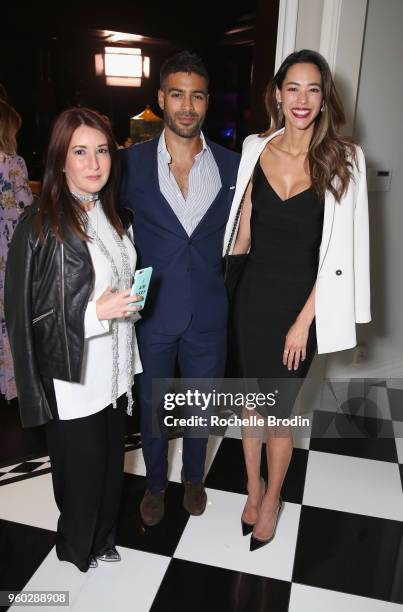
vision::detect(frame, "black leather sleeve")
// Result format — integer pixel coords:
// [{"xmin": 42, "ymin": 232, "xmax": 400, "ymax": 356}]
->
[{"xmin": 4, "ymin": 214, "xmax": 53, "ymax": 427}]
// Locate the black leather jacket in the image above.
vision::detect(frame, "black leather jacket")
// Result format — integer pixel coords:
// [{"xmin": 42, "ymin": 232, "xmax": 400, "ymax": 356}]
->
[{"xmin": 5, "ymin": 204, "xmax": 133, "ymax": 428}]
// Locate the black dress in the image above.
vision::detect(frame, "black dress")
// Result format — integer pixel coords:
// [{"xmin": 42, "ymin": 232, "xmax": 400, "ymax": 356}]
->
[{"xmin": 233, "ymin": 159, "xmax": 324, "ymax": 418}]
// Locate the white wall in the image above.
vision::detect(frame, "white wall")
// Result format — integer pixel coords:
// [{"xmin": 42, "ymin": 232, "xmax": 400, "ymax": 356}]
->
[
  {"xmin": 328, "ymin": 0, "xmax": 403, "ymax": 378},
  {"xmin": 294, "ymin": 0, "xmax": 367, "ymax": 133},
  {"xmin": 295, "ymin": 0, "xmax": 323, "ymax": 52},
  {"xmin": 332, "ymin": 0, "xmax": 367, "ymax": 132}
]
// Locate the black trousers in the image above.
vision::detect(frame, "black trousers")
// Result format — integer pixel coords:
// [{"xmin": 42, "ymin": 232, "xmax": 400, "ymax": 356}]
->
[{"xmin": 45, "ymin": 393, "xmax": 127, "ymax": 572}]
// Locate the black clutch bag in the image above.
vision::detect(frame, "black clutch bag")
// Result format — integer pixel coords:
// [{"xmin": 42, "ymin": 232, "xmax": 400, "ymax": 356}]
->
[{"xmin": 223, "ymin": 191, "xmax": 247, "ymax": 302}]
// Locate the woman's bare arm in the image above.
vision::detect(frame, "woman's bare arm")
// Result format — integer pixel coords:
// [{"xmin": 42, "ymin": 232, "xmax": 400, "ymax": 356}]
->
[
  {"xmin": 283, "ymin": 284, "xmax": 316, "ymax": 370},
  {"xmin": 232, "ymin": 180, "xmax": 253, "ymax": 255}
]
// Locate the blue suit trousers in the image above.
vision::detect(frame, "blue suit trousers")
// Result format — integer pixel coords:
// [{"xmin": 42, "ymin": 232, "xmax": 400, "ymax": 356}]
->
[{"xmin": 136, "ymin": 318, "xmax": 227, "ymax": 494}]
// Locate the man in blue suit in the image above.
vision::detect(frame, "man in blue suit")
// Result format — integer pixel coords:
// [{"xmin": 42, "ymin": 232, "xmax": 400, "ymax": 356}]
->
[{"xmin": 122, "ymin": 51, "xmax": 240, "ymax": 526}]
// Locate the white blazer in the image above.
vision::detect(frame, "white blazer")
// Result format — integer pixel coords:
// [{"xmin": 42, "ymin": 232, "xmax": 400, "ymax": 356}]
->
[{"xmin": 223, "ymin": 128, "xmax": 371, "ymax": 354}]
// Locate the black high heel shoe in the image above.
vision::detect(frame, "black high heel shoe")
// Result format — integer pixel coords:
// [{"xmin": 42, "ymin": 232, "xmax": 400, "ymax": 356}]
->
[
  {"xmin": 241, "ymin": 477, "xmax": 266, "ymax": 536},
  {"xmin": 241, "ymin": 519, "xmax": 254, "ymax": 537},
  {"xmin": 250, "ymin": 496, "xmax": 283, "ymax": 552}
]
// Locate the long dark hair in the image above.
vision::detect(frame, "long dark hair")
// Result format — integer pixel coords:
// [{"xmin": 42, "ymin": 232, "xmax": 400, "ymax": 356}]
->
[
  {"xmin": 37, "ymin": 107, "xmax": 123, "ymax": 242},
  {"xmin": 263, "ymin": 49, "xmax": 357, "ymax": 202},
  {"xmin": 0, "ymin": 100, "xmax": 21, "ymax": 154}
]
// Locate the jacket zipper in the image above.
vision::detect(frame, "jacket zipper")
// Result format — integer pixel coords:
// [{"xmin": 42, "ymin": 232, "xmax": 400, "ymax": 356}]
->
[
  {"xmin": 61, "ymin": 244, "xmax": 72, "ymax": 380},
  {"xmin": 32, "ymin": 308, "xmax": 55, "ymax": 325}
]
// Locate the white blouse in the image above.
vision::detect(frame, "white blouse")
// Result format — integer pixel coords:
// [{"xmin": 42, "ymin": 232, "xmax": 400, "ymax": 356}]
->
[{"xmin": 53, "ymin": 202, "xmax": 143, "ymax": 419}]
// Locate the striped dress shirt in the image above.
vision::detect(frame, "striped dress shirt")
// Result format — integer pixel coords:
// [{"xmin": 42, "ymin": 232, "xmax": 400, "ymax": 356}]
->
[{"xmin": 157, "ymin": 130, "xmax": 222, "ymax": 236}]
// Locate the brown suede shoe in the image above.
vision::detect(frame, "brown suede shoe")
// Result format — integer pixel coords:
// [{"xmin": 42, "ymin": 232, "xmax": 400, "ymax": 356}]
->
[
  {"xmin": 140, "ymin": 490, "xmax": 166, "ymax": 526},
  {"xmin": 181, "ymin": 468, "xmax": 207, "ymax": 516}
]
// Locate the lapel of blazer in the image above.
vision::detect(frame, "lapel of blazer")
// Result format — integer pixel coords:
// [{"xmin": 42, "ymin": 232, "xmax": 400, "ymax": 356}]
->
[
  {"xmin": 189, "ymin": 138, "xmax": 233, "ymax": 238},
  {"xmin": 224, "ymin": 128, "xmax": 284, "ymax": 254},
  {"xmin": 142, "ymin": 138, "xmax": 189, "ymax": 240},
  {"xmin": 207, "ymin": 138, "xmax": 233, "ymax": 190},
  {"xmin": 318, "ymin": 189, "xmax": 336, "ymax": 273},
  {"xmin": 239, "ymin": 128, "xmax": 285, "ymax": 196},
  {"xmin": 62, "ymin": 219, "xmax": 92, "ymax": 265},
  {"xmin": 318, "ymin": 149, "xmax": 363, "ymax": 273}
]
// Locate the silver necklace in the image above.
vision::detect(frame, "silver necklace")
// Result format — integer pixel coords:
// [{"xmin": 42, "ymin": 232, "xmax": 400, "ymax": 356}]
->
[
  {"xmin": 85, "ymin": 203, "xmax": 134, "ymax": 414},
  {"xmin": 71, "ymin": 191, "xmax": 99, "ymax": 203}
]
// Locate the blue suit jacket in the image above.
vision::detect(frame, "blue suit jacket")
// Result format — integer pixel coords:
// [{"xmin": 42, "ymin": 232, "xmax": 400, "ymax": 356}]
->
[{"xmin": 121, "ymin": 136, "xmax": 240, "ymax": 334}]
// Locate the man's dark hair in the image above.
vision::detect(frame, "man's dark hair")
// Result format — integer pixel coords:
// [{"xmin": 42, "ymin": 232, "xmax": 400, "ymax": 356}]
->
[{"xmin": 160, "ymin": 51, "xmax": 209, "ymax": 89}]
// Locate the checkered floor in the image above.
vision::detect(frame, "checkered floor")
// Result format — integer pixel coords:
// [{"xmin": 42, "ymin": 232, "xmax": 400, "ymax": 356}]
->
[{"xmin": 0, "ymin": 382, "xmax": 402, "ymax": 612}]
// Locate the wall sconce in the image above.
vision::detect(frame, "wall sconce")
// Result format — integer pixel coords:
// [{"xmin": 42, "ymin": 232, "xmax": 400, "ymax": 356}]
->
[{"xmin": 95, "ymin": 47, "xmax": 150, "ymax": 87}]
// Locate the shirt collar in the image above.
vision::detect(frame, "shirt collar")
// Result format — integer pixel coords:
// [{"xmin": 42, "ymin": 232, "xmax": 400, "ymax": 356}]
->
[{"xmin": 157, "ymin": 129, "xmax": 208, "ymax": 162}]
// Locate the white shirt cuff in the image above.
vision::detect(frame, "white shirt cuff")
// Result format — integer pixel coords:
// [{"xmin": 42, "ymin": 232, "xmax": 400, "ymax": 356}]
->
[{"xmin": 84, "ymin": 300, "xmax": 110, "ymax": 338}]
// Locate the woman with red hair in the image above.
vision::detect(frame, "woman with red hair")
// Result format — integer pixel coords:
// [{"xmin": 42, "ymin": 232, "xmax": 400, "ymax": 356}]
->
[{"xmin": 5, "ymin": 107, "xmax": 143, "ymax": 571}]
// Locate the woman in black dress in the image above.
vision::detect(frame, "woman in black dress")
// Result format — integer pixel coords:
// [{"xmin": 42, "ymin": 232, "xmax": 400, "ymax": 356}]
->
[{"xmin": 230, "ymin": 50, "xmax": 368, "ymax": 551}]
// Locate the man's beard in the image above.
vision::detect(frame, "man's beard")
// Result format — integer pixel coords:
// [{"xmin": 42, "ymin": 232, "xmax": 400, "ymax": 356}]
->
[{"xmin": 163, "ymin": 110, "xmax": 205, "ymax": 138}]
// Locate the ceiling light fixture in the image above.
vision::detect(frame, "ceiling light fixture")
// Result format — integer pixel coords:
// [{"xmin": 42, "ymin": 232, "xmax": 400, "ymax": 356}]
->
[{"xmin": 95, "ymin": 47, "xmax": 150, "ymax": 87}]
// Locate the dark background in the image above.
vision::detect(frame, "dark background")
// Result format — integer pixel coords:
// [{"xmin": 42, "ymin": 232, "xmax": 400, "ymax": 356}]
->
[{"xmin": 1, "ymin": 0, "xmax": 279, "ymax": 180}]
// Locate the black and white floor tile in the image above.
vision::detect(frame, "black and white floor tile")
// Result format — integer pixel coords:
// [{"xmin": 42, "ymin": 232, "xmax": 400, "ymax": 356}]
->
[{"xmin": 0, "ymin": 382, "xmax": 402, "ymax": 611}]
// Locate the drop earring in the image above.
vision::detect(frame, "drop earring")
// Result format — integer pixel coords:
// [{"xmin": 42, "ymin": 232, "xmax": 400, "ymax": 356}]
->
[{"xmin": 320, "ymin": 102, "xmax": 325, "ymax": 113}]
